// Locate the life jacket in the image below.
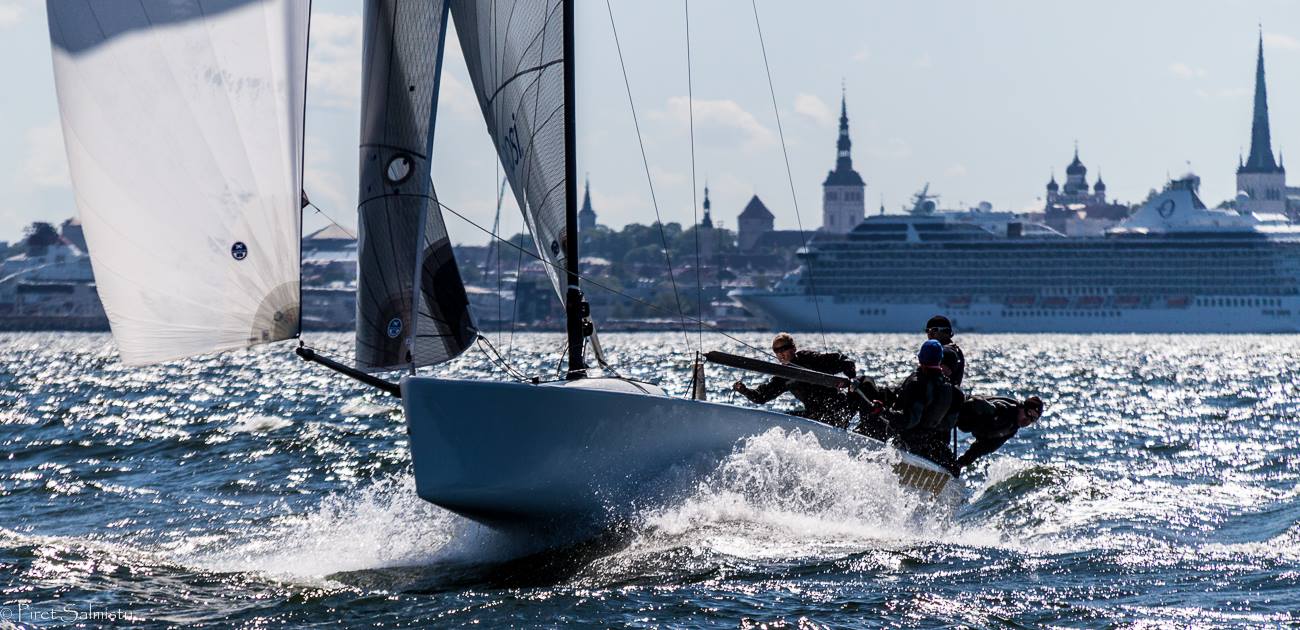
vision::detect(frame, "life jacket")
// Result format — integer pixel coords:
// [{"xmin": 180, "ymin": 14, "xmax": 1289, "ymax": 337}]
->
[{"xmin": 917, "ymin": 374, "xmax": 954, "ymax": 431}]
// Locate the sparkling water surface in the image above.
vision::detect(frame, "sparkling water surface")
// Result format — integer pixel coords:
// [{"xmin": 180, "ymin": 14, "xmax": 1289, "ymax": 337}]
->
[{"xmin": 1, "ymin": 332, "xmax": 1298, "ymax": 628}]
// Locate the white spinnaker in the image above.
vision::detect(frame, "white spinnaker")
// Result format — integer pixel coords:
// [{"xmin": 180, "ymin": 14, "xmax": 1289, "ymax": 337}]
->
[{"xmin": 47, "ymin": 1, "xmax": 308, "ymax": 365}]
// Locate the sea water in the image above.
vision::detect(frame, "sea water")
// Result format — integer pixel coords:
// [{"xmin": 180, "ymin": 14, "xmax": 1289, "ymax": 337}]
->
[{"xmin": 1, "ymin": 332, "xmax": 1297, "ymax": 627}]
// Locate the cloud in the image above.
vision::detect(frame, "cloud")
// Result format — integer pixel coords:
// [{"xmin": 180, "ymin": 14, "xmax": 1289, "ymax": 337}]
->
[
  {"xmin": 654, "ymin": 96, "xmax": 775, "ymax": 150},
  {"xmin": 438, "ymin": 71, "xmax": 480, "ymax": 120},
  {"xmin": 1168, "ymin": 63, "xmax": 1205, "ymax": 79},
  {"xmin": 21, "ymin": 120, "xmax": 70, "ymax": 188},
  {"xmin": 438, "ymin": 24, "xmax": 485, "ymax": 120},
  {"xmin": 1264, "ymin": 33, "xmax": 1300, "ymax": 51},
  {"xmin": 864, "ymin": 137, "xmax": 912, "ymax": 159},
  {"xmin": 0, "ymin": 2, "xmax": 21, "ymax": 28},
  {"xmin": 793, "ymin": 93, "xmax": 834, "ymax": 127},
  {"xmin": 914, "ymin": 54, "xmax": 933, "ymax": 69},
  {"xmin": 307, "ymin": 13, "xmax": 480, "ymax": 118},
  {"xmin": 944, "ymin": 164, "xmax": 967, "ymax": 177},
  {"xmin": 852, "ymin": 48, "xmax": 870, "ymax": 63},
  {"xmin": 307, "ymin": 13, "xmax": 362, "ymax": 109},
  {"xmin": 648, "ymin": 165, "xmax": 688, "ymax": 188},
  {"xmin": 302, "ymin": 135, "xmax": 351, "ymax": 220}
]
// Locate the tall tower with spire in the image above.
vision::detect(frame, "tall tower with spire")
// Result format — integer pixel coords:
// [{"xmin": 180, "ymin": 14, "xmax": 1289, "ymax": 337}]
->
[
  {"xmin": 821, "ymin": 87, "xmax": 866, "ymax": 233},
  {"xmin": 698, "ymin": 184, "xmax": 717, "ymax": 258},
  {"xmin": 1236, "ymin": 31, "xmax": 1287, "ymax": 215},
  {"xmin": 578, "ymin": 175, "xmax": 598, "ymax": 231}
]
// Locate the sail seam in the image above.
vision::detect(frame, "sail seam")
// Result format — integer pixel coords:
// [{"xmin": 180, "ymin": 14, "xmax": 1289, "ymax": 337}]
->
[{"xmin": 484, "ymin": 59, "xmax": 564, "ymax": 107}]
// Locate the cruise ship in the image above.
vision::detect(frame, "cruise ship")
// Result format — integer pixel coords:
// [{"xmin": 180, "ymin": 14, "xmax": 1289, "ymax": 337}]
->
[{"xmin": 731, "ymin": 175, "xmax": 1300, "ymax": 333}]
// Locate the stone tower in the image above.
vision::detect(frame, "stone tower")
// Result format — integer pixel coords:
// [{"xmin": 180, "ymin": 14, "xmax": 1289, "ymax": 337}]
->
[
  {"xmin": 578, "ymin": 176, "xmax": 598, "ymax": 231},
  {"xmin": 821, "ymin": 89, "xmax": 865, "ymax": 233},
  {"xmin": 1236, "ymin": 32, "xmax": 1287, "ymax": 215}
]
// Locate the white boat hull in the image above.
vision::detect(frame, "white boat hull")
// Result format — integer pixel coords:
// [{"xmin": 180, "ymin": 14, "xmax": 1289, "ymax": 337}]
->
[{"xmin": 400, "ymin": 376, "xmax": 951, "ymax": 532}]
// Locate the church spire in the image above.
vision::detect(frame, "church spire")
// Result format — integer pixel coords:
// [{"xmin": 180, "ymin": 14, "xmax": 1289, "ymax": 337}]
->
[
  {"xmin": 700, "ymin": 182, "xmax": 713, "ymax": 228},
  {"xmin": 1242, "ymin": 29, "xmax": 1282, "ymax": 173},
  {"xmin": 577, "ymin": 174, "xmax": 597, "ymax": 230},
  {"xmin": 836, "ymin": 88, "xmax": 852, "ymax": 171}
]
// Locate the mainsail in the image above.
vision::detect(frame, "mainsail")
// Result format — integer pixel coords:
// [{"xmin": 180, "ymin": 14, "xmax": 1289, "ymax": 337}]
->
[
  {"xmin": 450, "ymin": 0, "xmax": 570, "ymax": 302},
  {"xmin": 47, "ymin": 0, "xmax": 309, "ymax": 365},
  {"xmin": 355, "ymin": 0, "xmax": 476, "ymax": 370}
]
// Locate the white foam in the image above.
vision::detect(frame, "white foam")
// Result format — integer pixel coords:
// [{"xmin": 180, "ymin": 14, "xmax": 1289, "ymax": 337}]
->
[
  {"xmin": 228, "ymin": 415, "xmax": 293, "ymax": 434},
  {"xmin": 631, "ymin": 428, "xmax": 1002, "ymax": 560},
  {"xmin": 339, "ymin": 396, "xmax": 398, "ymax": 418},
  {"xmin": 187, "ymin": 474, "xmax": 465, "ymax": 580}
]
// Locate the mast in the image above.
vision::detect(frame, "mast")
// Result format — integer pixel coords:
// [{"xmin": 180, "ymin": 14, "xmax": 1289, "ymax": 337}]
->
[{"xmin": 563, "ymin": 0, "xmax": 587, "ymax": 379}]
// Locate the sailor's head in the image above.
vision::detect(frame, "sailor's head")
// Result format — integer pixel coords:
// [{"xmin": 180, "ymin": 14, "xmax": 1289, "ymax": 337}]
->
[
  {"xmin": 918, "ymin": 339, "xmax": 944, "ymax": 368},
  {"xmin": 771, "ymin": 332, "xmax": 796, "ymax": 364},
  {"xmin": 940, "ymin": 347, "xmax": 961, "ymax": 378},
  {"xmin": 1019, "ymin": 396, "xmax": 1044, "ymax": 427},
  {"xmin": 925, "ymin": 315, "xmax": 954, "ymax": 342}
]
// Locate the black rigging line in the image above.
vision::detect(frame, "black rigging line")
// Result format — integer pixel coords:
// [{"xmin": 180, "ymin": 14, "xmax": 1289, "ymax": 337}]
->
[
  {"xmin": 476, "ymin": 334, "xmax": 531, "ymax": 382},
  {"xmin": 750, "ymin": 0, "xmax": 827, "ymax": 346},
  {"xmin": 685, "ymin": 0, "xmax": 704, "ymax": 353},
  {"xmin": 304, "ymin": 199, "xmax": 356, "ymax": 239},
  {"xmin": 605, "ymin": 0, "xmax": 693, "ymax": 353}
]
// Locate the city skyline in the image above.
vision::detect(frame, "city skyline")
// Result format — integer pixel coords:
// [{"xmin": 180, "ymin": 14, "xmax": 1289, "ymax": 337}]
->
[{"xmin": 4, "ymin": 1, "xmax": 1300, "ymax": 245}]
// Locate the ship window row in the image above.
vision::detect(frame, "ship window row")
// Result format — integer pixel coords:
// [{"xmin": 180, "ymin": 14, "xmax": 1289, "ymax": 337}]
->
[
  {"xmin": 809, "ymin": 262, "xmax": 1279, "ymax": 272},
  {"xmin": 811, "ymin": 287, "xmax": 1297, "ymax": 297},
  {"xmin": 1195, "ymin": 297, "xmax": 1284, "ymax": 308},
  {"xmin": 814, "ymin": 251, "xmax": 1287, "ymax": 262},
  {"xmin": 811, "ymin": 259, "xmax": 1278, "ymax": 270},
  {"xmin": 807, "ymin": 276, "xmax": 1294, "ymax": 288},
  {"xmin": 1001, "ymin": 310, "xmax": 1122, "ymax": 318},
  {"xmin": 806, "ymin": 277, "xmax": 1296, "ymax": 292}
]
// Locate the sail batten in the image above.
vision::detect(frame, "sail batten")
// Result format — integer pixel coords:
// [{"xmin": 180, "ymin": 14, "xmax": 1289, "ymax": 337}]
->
[
  {"xmin": 355, "ymin": 0, "xmax": 476, "ymax": 371},
  {"xmin": 48, "ymin": 0, "xmax": 309, "ymax": 365}
]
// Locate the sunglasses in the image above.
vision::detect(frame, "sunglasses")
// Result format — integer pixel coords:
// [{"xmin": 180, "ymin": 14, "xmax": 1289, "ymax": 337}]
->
[
  {"xmin": 927, "ymin": 327, "xmax": 953, "ymax": 334},
  {"xmin": 772, "ymin": 344, "xmax": 795, "ymax": 353},
  {"xmin": 1026, "ymin": 410, "xmax": 1042, "ymax": 421}
]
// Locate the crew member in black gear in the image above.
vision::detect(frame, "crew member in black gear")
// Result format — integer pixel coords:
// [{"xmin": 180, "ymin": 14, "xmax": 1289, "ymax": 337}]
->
[
  {"xmin": 878, "ymin": 340, "xmax": 961, "ymax": 474},
  {"xmin": 925, "ymin": 315, "xmax": 965, "ymax": 387},
  {"xmin": 733, "ymin": 332, "xmax": 858, "ymax": 428},
  {"xmin": 954, "ymin": 395, "xmax": 1044, "ymax": 472}
]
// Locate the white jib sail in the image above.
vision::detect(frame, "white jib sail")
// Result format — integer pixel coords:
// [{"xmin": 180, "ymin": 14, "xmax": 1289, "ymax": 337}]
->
[
  {"xmin": 47, "ymin": 1, "xmax": 309, "ymax": 365},
  {"xmin": 451, "ymin": 0, "xmax": 570, "ymax": 303}
]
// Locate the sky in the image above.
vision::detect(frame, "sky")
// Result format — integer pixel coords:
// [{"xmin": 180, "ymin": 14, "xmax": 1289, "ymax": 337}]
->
[{"xmin": 3, "ymin": 0, "xmax": 1300, "ymax": 246}]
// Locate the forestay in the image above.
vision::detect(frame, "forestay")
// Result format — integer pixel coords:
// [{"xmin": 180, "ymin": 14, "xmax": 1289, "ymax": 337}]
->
[
  {"xmin": 47, "ymin": 0, "xmax": 308, "ymax": 365},
  {"xmin": 356, "ymin": 0, "xmax": 476, "ymax": 370},
  {"xmin": 450, "ymin": 0, "xmax": 570, "ymax": 302}
]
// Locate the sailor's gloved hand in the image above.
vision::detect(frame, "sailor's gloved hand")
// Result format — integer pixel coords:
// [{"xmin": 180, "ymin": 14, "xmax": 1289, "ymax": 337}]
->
[{"xmin": 732, "ymin": 381, "xmax": 746, "ymax": 393}]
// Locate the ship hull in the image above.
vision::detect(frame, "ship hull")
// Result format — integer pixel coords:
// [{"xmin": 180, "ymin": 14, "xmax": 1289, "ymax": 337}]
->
[
  {"xmin": 732, "ymin": 292, "xmax": 1300, "ymax": 333},
  {"xmin": 401, "ymin": 376, "xmax": 951, "ymax": 536}
]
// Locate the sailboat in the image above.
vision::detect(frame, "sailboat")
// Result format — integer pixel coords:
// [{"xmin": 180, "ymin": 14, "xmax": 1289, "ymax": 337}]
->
[{"xmin": 47, "ymin": 0, "xmax": 953, "ymax": 541}]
